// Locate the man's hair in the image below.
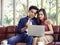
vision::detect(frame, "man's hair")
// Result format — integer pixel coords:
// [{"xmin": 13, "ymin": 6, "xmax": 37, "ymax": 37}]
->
[{"xmin": 29, "ymin": 6, "xmax": 38, "ymax": 11}]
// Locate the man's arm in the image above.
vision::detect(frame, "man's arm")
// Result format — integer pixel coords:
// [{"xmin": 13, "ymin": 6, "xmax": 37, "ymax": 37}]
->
[
  {"xmin": 17, "ymin": 19, "xmax": 26, "ymax": 33},
  {"xmin": 17, "ymin": 19, "xmax": 29, "ymax": 33},
  {"xmin": 21, "ymin": 22, "xmax": 30, "ymax": 32}
]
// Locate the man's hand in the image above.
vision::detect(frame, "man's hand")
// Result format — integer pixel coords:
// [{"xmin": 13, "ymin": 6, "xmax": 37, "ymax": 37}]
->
[
  {"xmin": 26, "ymin": 22, "xmax": 30, "ymax": 28},
  {"xmin": 21, "ymin": 26, "xmax": 27, "ymax": 32},
  {"xmin": 21, "ymin": 22, "xmax": 30, "ymax": 32}
]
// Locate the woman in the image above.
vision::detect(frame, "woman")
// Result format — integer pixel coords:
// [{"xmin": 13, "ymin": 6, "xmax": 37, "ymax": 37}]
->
[{"xmin": 32, "ymin": 8, "xmax": 54, "ymax": 45}]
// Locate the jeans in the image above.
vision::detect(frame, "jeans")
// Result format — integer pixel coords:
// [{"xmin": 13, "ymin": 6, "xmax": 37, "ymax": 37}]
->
[{"xmin": 8, "ymin": 33, "xmax": 33, "ymax": 45}]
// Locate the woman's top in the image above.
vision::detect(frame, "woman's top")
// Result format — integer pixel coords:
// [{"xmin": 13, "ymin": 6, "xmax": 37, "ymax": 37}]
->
[{"xmin": 39, "ymin": 20, "xmax": 49, "ymax": 31}]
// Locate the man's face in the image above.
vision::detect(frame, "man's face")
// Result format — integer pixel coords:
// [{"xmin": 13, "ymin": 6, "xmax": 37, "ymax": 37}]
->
[{"xmin": 28, "ymin": 9, "xmax": 37, "ymax": 19}]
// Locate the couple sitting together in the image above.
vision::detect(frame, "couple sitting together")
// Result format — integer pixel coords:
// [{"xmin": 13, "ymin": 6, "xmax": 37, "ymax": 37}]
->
[{"xmin": 2, "ymin": 6, "xmax": 54, "ymax": 45}]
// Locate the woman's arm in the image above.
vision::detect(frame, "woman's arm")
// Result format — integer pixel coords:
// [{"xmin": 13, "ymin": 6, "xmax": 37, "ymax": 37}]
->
[{"xmin": 45, "ymin": 19, "xmax": 54, "ymax": 34}]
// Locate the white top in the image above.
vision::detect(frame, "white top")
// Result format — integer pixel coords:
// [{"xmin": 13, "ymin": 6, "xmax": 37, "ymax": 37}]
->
[{"xmin": 26, "ymin": 18, "xmax": 32, "ymax": 34}]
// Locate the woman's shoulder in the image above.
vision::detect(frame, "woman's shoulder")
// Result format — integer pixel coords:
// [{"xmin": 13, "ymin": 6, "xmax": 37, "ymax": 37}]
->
[{"xmin": 45, "ymin": 19, "xmax": 53, "ymax": 25}]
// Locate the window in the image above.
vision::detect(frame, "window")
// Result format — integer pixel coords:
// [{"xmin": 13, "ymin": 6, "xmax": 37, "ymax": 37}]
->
[
  {"xmin": 3, "ymin": 0, "xmax": 13, "ymax": 26},
  {"xmin": 0, "ymin": 0, "xmax": 60, "ymax": 26},
  {"xmin": 29, "ymin": 0, "xmax": 41, "ymax": 8},
  {"xmin": 58, "ymin": 0, "xmax": 60, "ymax": 25},
  {"xmin": 15, "ymin": 0, "xmax": 27, "ymax": 25},
  {"xmin": 0, "ymin": 0, "xmax": 1, "ymax": 25},
  {"xmin": 43, "ymin": 0, "xmax": 56, "ymax": 25}
]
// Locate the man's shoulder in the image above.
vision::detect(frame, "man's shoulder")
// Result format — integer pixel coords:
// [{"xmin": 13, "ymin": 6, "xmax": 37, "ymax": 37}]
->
[
  {"xmin": 20, "ymin": 17, "xmax": 28, "ymax": 20},
  {"xmin": 33, "ymin": 17, "xmax": 37, "ymax": 20}
]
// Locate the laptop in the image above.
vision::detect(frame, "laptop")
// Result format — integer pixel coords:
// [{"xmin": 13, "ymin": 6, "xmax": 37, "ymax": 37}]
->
[{"xmin": 28, "ymin": 25, "xmax": 45, "ymax": 36}]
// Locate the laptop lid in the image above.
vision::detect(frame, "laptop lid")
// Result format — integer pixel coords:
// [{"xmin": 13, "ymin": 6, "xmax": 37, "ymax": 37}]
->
[{"xmin": 28, "ymin": 25, "xmax": 45, "ymax": 36}]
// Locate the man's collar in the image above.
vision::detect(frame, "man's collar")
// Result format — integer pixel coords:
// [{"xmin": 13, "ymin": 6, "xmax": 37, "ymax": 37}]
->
[{"xmin": 26, "ymin": 16, "xmax": 35, "ymax": 20}]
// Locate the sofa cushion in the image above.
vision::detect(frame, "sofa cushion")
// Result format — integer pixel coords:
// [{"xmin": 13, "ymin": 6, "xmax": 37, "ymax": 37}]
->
[
  {"xmin": 6, "ymin": 26, "xmax": 17, "ymax": 33},
  {"xmin": 0, "ymin": 34, "xmax": 6, "ymax": 39},
  {"xmin": 58, "ymin": 34, "xmax": 60, "ymax": 41},
  {"xmin": 53, "ymin": 26, "xmax": 59, "ymax": 33},
  {"xmin": 0, "ymin": 27, "xmax": 6, "ymax": 34}
]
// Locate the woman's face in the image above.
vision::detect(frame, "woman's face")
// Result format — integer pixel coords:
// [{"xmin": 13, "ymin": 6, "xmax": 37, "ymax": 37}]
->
[{"xmin": 38, "ymin": 11, "xmax": 44, "ymax": 20}]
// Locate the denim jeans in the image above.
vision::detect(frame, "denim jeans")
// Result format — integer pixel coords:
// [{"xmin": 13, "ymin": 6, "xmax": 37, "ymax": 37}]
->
[{"xmin": 8, "ymin": 33, "xmax": 33, "ymax": 45}]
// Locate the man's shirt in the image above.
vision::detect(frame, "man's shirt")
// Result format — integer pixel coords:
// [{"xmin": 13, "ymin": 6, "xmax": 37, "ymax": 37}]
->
[
  {"xmin": 17, "ymin": 16, "xmax": 38, "ymax": 34},
  {"xmin": 26, "ymin": 18, "xmax": 32, "ymax": 34}
]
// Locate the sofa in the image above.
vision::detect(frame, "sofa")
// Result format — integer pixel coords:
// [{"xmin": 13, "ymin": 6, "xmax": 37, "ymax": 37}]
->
[{"xmin": 0, "ymin": 25, "xmax": 60, "ymax": 45}]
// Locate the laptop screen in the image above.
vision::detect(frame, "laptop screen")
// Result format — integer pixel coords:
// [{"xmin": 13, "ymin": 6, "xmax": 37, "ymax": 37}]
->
[{"xmin": 28, "ymin": 25, "xmax": 45, "ymax": 36}]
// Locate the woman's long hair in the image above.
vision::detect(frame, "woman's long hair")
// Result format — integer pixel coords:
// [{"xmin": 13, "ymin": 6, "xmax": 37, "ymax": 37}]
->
[{"xmin": 37, "ymin": 8, "xmax": 47, "ymax": 25}]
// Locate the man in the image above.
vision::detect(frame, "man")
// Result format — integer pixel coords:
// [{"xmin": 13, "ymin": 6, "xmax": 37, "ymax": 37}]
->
[{"xmin": 7, "ymin": 6, "xmax": 38, "ymax": 45}]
